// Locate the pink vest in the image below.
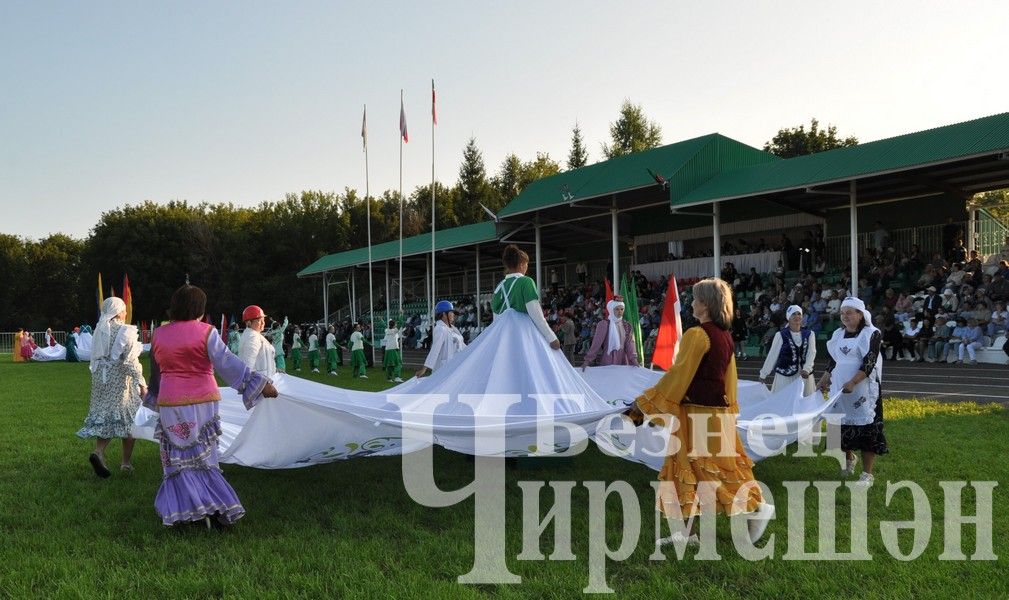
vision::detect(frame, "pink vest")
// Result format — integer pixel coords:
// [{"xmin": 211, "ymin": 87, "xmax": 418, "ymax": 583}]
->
[{"xmin": 152, "ymin": 321, "xmax": 221, "ymax": 407}]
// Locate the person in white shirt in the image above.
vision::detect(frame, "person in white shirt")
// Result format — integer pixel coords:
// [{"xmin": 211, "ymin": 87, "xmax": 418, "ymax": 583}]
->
[
  {"xmin": 325, "ymin": 325, "xmax": 338, "ymax": 375},
  {"xmin": 348, "ymin": 322, "xmax": 369, "ymax": 378},
  {"xmin": 290, "ymin": 326, "xmax": 304, "ymax": 371},
  {"xmin": 238, "ymin": 305, "xmax": 276, "ymax": 377},
  {"xmin": 826, "ymin": 291, "xmax": 842, "ymax": 316},
  {"xmin": 759, "ymin": 305, "xmax": 816, "ymax": 395},
  {"xmin": 415, "ymin": 300, "xmax": 466, "ymax": 377},
  {"xmin": 382, "ymin": 319, "xmax": 403, "ymax": 382},
  {"xmin": 899, "ymin": 317, "xmax": 923, "ymax": 361},
  {"xmin": 307, "ymin": 328, "xmax": 320, "ymax": 373}
]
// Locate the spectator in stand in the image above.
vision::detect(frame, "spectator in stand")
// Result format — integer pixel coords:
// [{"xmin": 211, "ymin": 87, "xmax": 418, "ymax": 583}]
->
[
  {"xmin": 989, "ymin": 302, "xmax": 1008, "ymax": 338},
  {"xmin": 802, "ymin": 300, "xmax": 822, "ymax": 333},
  {"xmin": 812, "ymin": 255, "xmax": 826, "ymax": 278},
  {"xmin": 894, "ymin": 292, "xmax": 913, "ymax": 323},
  {"xmin": 731, "ymin": 307, "xmax": 749, "ymax": 360},
  {"xmin": 928, "ymin": 315, "xmax": 952, "ymax": 363},
  {"xmin": 812, "ymin": 292, "xmax": 828, "ymax": 318},
  {"xmin": 899, "ymin": 316, "xmax": 922, "ymax": 361},
  {"xmin": 941, "ymin": 288, "xmax": 959, "ymax": 314},
  {"xmin": 880, "ymin": 316, "xmax": 904, "ymax": 361},
  {"xmin": 949, "ymin": 238, "xmax": 968, "ymax": 264},
  {"xmin": 942, "ymin": 218, "xmax": 962, "ymax": 253},
  {"xmin": 576, "ymin": 262, "xmax": 587, "ymax": 284},
  {"xmin": 922, "ymin": 286, "xmax": 942, "ymax": 316},
  {"xmin": 956, "ymin": 318, "xmax": 984, "ymax": 365},
  {"xmin": 858, "ymin": 278, "xmax": 873, "ymax": 304},
  {"xmin": 914, "ymin": 317, "xmax": 933, "ymax": 363},
  {"xmin": 882, "ymin": 288, "xmax": 898, "ymax": 311},
  {"xmin": 873, "ymin": 221, "xmax": 890, "ymax": 252},
  {"xmin": 826, "ymin": 290, "xmax": 842, "ymax": 317}
]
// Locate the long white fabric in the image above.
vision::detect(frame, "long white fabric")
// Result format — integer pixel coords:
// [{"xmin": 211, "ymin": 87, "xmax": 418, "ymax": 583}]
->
[
  {"xmin": 75, "ymin": 332, "xmax": 93, "ymax": 361},
  {"xmin": 32, "ymin": 343, "xmax": 66, "ymax": 361},
  {"xmin": 134, "ymin": 310, "xmax": 838, "ymax": 469}
]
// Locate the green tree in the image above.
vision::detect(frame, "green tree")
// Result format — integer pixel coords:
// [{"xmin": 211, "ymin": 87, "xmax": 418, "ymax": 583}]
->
[
  {"xmin": 494, "ymin": 153, "xmax": 523, "ymax": 202},
  {"xmin": 973, "ymin": 189, "xmax": 1009, "ymax": 225},
  {"xmin": 456, "ymin": 137, "xmax": 501, "ymax": 222},
  {"xmin": 601, "ymin": 100, "xmax": 662, "ymax": 159},
  {"xmin": 762, "ymin": 118, "xmax": 859, "ymax": 158},
  {"xmin": 567, "ymin": 122, "xmax": 588, "ymax": 169}
]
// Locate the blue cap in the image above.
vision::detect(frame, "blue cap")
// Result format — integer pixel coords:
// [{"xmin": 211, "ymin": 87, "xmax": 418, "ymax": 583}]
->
[{"xmin": 434, "ymin": 300, "xmax": 455, "ymax": 316}]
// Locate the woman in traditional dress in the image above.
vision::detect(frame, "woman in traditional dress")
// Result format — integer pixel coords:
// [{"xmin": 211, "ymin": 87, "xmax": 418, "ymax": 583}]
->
[
  {"xmin": 12, "ymin": 329, "xmax": 26, "ymax": 363},
  {"xmin": 758, "ymin": 305, "xmax": 816, "ymax": 396},
  {"xmin": 582, "ymin": 297, "xmax": 637, "ymax": 368},
  {"xmin": 238, "ymin": 305, "xmax": 276, "ymax": 378},
  {"xmin": 626, "ymin": 278, "xmax": 774, "ymax": 546},
  {"xmin": 65, "ymin": 327, "xmax": 81, "ymax": 362},
  {"xmin": 144, "ymin": 284, "xmax": 277, "ymax": 527},
  {"xmin": 382, "ymin": 319, "xmax": 403, "ymax": 382},
  {"xmin": 817, "ymin": 297, "xmax": 888, "ymax": 486},
  {"xmin": 487, "ymin": 245, "xmax": 561, "ymax": 352},
  {"xmin": 76, "ymin": 298, "xmax": 146, "ymax": 477},
  {"xmin": 20, "ymin": 329, "xmax": 37, "ymax": 361}
]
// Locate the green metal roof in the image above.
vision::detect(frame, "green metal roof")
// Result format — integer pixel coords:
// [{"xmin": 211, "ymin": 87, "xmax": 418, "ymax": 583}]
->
[
  {"xmin": 498, "ymin": 134, "xmax": 777, "ymax": 218},
  {"xmin": 675, "ymin": 112, "xmax": 1009, "ymax": 207},
  {"xmin": 297, "ymin": 221, "xmax": 499, "ymax": 277}
]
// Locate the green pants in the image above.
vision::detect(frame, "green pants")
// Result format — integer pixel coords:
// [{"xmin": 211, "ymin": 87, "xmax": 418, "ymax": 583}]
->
[
  {"xmin": 291, "ymin": 347, "xmax": 302, "ymax": 370},
  {"xmin": 327, "ymin": 348, "xmax": 338, "ymax": 373},
  {"xmin": 351, "ymin": 349, "xmax": 367, "ymax": 377},
  {"xmin": 308, "ymin": 349, "xmax": 320, "ymax": 370},
  {"xmin": 383, "ymin": 348, "xmax": 402, "ymax": 379}
]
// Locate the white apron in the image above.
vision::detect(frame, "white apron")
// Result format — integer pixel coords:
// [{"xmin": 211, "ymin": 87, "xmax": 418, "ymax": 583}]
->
[{"xmin": 826, "ymin": 327, "xmax": 881, "ymax": 426}]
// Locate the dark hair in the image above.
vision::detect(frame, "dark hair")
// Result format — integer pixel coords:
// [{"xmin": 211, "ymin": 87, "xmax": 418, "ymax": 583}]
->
[
  {"xmin": 388, "ymin": 319, "xmax": 396, "ymax": 328},
  {"xmin": 502, "ymin": 244, "xmax": 529, "ymax": 270},
  {"xmin": 169, "ymin": 285, "xmax": 207, "ymax": 321}
]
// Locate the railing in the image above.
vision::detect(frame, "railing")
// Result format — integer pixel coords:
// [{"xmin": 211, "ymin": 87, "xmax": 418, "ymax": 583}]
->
[
  {"xmin": 977, "ymin": 209, "xmax": 1008, "ymax": 257},
  {"xmin": 826, "ymin": 222, "xmax": 960, "ymax": 266},
  {"xmin": 0, "ymin": 331, "xmax": 68, "ymax": 354}
]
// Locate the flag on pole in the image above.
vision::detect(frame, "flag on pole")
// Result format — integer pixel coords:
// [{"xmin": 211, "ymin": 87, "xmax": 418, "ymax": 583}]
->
[
  {"xmin": 220, "ymin": 313, "xmax": 227, "ymax": 340},
  {"xmin": 603, "ymin": 277, "xmax": 614, "ymax": 317},
  {"xmin": 651, "ymin": 275, "xmax": 682, "ymax": 370},
  {"xmin": 121, "ymin": 274, "xmax": 133, "ymax": 324},
  {"xmin": 109, "ymin": 284, "xmax": 116, "ymax": 298},
  {"xmin": 399, "ymin": 96, "xmax": 409, "ymax": 143},
  {"xmin": 361, "ymin": 105, "xmax": 368, "ymax": 152},
  {"xmin": 431, "ymin": 79, "xmax": 437, "ymax": 125},
  {"xmin": 97, "ymin": 273, "xmax": 104, "ymax": 315},
  {"xmin": 619, "ymin": 274, "xmax": 644, "ymax": 366}
]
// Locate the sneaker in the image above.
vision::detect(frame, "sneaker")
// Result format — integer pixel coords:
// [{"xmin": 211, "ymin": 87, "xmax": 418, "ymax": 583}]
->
[
  {"xmin": 329, "ymin": 371, "xmax": 337, "ymax": 376},
  {"xmin": 656, "ymin": 531, "xmax": 700, "ymax": 548},
  {"xmin": 360, "ymin": 375, "xmax": 368, "ymax": 379},
  {"xmin": 841, "ymin": 453, "xmax": 858, "ymax": 476},
  {"xmin": 925, "ymin": 357, "xmax": 935, "ymax": 363},
  {"xmin": 968, "ymin": 359, "xmax": 977, "ymax": 365},
  {"xmin": 312, "ymin": 368, "xmax": 320, "ymax": 373},
  {"xmin": 855, "ymin": 472, "xmax": 874, "ymax": 486}
]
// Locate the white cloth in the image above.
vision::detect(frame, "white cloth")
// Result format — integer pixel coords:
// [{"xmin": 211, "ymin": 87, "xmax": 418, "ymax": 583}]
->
[
  {"xmin": 423, "ymin": 320, "xmax": 466, "ymax": 370},
  {"xmin": 91, "ymin": 297, "xmax": 126, "ymax": 373},
  {"xmin": 76, "ymin": 331, "xmax": 93, "ymax": 361},
  {"xmin": 32, "ymin": 341, "xmax": 67, "ymax": 361},
  {"xmin": 605, "ymin": 300, "xmax": 625, "ymax": 355},
  {"xmin": 133, "ymin": 309, "xmax": 838, "ymax": 468},
  {"xmin": 826, "ymin": 326, "xmax": 881, "ymax": 426},
  {"xmin": 240, "ymin": 327, "xmax": 276, "ymax": 378}
]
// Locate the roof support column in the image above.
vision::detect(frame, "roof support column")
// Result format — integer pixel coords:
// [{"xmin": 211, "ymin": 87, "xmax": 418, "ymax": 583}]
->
[
  {"xmin": 850, "ymin": 181, "xmax": 858, "ymax": 299},
  {"xmin": 967, "ymin": 204, "xmax": 977, "ymax": 252},
  {"xmin": 351, "ymin": 269, "xmax": 357, "ymax": 321},
  {"xmin": 475, "ymin": 244, "xmax": 482, "ymax": 333},
  {"xmin": 611, "ymin": 206, "xmax": 619, "ymax": 287},
  {"xmin": 385, "ymin": 261, "xmax": 391, "ymax": 325},
  {"xmin": 426, "ymin": 256, "xmax": 431, "ymax": 311},
  {"xmin": 535, "ymin": 214, "xmax": 543, "ymax": 289},
  {"xmin": 323, "ymin": 272, "xmax": 329, "ymax": 328},
  {"xmin": 712, "ymin": 202, "xmax": 721, "ymax": 278}
]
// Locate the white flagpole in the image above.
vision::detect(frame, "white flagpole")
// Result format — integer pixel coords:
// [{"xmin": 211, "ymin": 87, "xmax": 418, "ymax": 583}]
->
[
  {"xmin": 364, "ymin": 104, "xmax": 376, "ymax": 364},
  {"xmin": 398, "ymin": 89, "xmax": 404, "ymax": 321},
  {"xmin": 430, "ymin": 79, "xmax": 436, "ymax": 314}
]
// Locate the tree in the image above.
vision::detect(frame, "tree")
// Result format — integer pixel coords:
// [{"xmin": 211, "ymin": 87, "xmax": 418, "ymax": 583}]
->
[
  {"xmin": 456, "ymin": 137, "xmax": 501, "ymax": 222},
  {"xmin": 567, "ymin": 122, "xmax": 588, "ymax": 169},
  {"xmin": 763, "ymin": 118, "xmax": 858, "ymax": 158},
  {"xmin": 601, "ymin": 100, "xmax": 662, "ymax": 159},
  {"xmin": 494, "ymin": 153, "xmax": 523, "ymax": 202},
  {"xmin": 517, "ymin": 152, "xmax": 561, "ymax": 192},
  {"xmin": 973, "ymin": 189, "xmax": 1009, "ymax": 226}
]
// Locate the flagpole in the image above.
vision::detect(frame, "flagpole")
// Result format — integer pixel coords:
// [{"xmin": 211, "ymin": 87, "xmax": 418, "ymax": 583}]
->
[
  {"xmin": 398, "ymin": 89, "xmax": 404, "ymax": 322},
  {"xmin": 430, "ymin": 79, "xmax": 436, "ymax": 312},
  {"xmin": 364, "ymin": 104, "xmax": 376, "ymax": 364}
]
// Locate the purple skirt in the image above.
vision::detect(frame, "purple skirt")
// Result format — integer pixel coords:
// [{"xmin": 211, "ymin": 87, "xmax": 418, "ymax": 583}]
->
[{"xmin": 154, "ymin": 402, "xmax": 246, "ymax": 526}]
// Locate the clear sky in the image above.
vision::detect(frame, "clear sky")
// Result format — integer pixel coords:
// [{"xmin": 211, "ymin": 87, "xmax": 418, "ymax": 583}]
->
[{"xmin": 3, "ymin": 0, "xmax": 1008, "ymax": 239}]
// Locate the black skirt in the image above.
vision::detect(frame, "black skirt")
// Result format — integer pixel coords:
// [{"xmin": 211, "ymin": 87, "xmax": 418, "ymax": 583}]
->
[{"xmin": 840, "ymin": 392, "xmax": 889, "ymax": 455}]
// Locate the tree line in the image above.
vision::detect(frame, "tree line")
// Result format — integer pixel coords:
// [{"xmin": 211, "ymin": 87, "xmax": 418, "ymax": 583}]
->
[{"xmin": 1, "ymin": 104, "xmax": 859, "ymax": 331}]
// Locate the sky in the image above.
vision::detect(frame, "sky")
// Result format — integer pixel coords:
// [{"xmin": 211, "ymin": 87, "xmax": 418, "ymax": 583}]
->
[{"xmin": 3, "ymin": 0, "xmax": 1008, "ymax": 239}]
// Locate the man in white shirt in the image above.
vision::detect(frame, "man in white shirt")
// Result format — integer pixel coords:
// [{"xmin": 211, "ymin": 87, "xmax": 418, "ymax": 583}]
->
[
  {"xmin": 239, "ymin": 305, "xmax": 276, "ymax": 377},
  {"xmin": 416, "ymin": 300, "xmax": 466, "ymax": 377}
]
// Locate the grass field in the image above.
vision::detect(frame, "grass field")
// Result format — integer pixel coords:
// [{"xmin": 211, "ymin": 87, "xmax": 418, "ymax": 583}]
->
[{"xmin": 1, "ymin": 359, "xmax": 1007, "ymax": 599}]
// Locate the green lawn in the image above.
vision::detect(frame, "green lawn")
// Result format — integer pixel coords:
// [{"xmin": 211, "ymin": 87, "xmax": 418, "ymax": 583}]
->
[{"xmin": 1, "ymin": 360, "xmax": 1006, "ymax": 599}]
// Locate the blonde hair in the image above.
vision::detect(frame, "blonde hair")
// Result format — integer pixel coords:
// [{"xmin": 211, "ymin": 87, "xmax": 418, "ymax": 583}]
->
[{"xmin": 692, "ymin": 278, "xmax": 733, "ymax": 330}]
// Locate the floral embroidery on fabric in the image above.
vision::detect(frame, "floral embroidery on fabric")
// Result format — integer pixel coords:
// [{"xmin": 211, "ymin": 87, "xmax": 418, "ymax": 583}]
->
[{"xmin": 167, "ymin": 421, "xmax": 196, "ymax": 440}]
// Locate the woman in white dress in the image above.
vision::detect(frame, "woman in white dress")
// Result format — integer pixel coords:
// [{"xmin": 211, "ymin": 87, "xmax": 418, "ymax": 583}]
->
[{"xmin": 759, "ymin": 305, "xmax": 816, "ymax": 395}]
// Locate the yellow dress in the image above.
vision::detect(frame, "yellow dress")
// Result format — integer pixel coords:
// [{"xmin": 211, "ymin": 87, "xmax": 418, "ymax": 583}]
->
[
  {"xmin": 631, "ymin": 325, "xmax": 762, "ymax": 518},
  {"xmin": 13, "ymin": 331, "xmax": 25, "ymax": 363}
]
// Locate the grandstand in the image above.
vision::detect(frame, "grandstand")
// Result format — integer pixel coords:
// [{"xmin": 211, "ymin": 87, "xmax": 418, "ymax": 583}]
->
[{"xmin": 299, "ymin": 112, "xmax": 1009, "ymax": 371}]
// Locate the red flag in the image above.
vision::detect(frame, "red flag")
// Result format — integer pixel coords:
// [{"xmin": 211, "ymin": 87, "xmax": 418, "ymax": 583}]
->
[
  {"xmin": 651, "ymin": 275, "xmax": 682, "ymax": 370},
  {"xmin": 603, "ymin": 278, "xmax": 614, "ymax": 318},
  {"xmin": 399, "ymin": 95, "xmax": 409, "ymax": 143},
  {"xmin": 431, "ymin": 79, "xmax": 437, "ymax": 125},
  {"xmin": 121, "ymin": 274, "xmax": 133, "ymax": 324}
]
